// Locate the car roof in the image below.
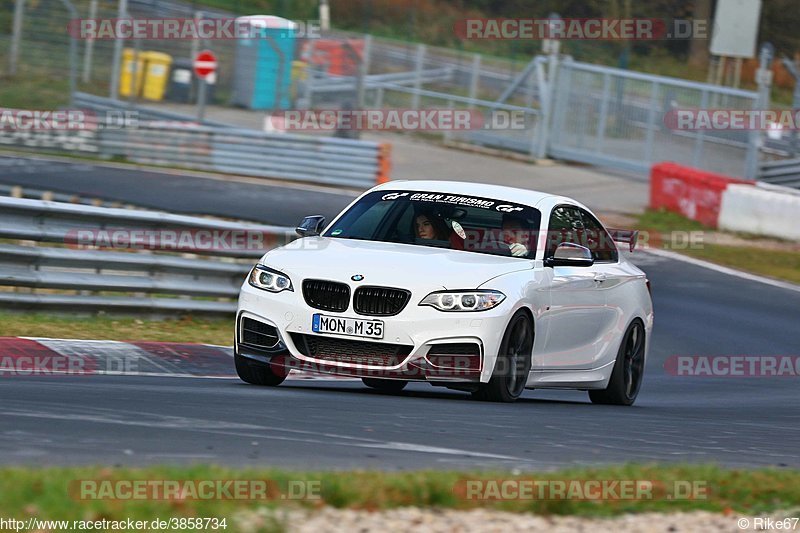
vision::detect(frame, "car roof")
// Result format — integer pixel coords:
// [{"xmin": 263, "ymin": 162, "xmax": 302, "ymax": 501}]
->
[{"xmin": 371, "ymin": 180, "xmax": 586, "ymax": 211}]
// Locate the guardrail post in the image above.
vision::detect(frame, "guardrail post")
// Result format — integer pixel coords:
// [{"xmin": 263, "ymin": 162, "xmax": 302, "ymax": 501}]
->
[
  {"xmin": 692, "ymin": 90, "xmax": 708, "ymax": 169},
  {"xmin": 355, "ymin": 34, "xmax": 372, "ymax": 110},
  {"xmin": 533, "ymin": 57, "xmax": 550, "ymax": 159},
  {"xmin": 643, "ymin": 81, "xmax": 659, "ymax": 164},
  {"xmin": 376, "ymin": 143, "xmax": 392, "ymax": 184},
  {"xmin": 545, "ymin": 54, "xmax": 568, "ymax": 154},
  {"xmin": 444, "ymin": 99, "xmax": 454, "ymax": 143},
  {"xmin": 8, "ymin": 0, "xmax": 25, "ymax": 76},
  {"xmin": 108, "ymin": 0, "xmax": 128, "ymax": 100},
  {"xmin": 781, "ymin": 56, "xmax": 800, "ymax": 157},
  {"xmin": 468, "ymin": 54, "xmax": 481, "ymax": 109},
  {"xmin": 749, "ymin": 43, "xmax": 774, "ymax": 180},
  {"xmin": 595, "ymin": 72, "xmax": 611, "ymax": 153},
  {"xmin": 82, "ymin": 0, "xmax": 98, "ymax": 83},
  {"xmin": 411, "ymin": 44, "xmax": 426, "ymax": 110},
  {"xmin": 56, "ymin": 0, "xmax": 79, "ymax": 106}
]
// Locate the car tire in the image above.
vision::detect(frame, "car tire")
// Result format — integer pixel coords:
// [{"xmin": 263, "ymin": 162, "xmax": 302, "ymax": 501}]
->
[
  {"xmin": 472, "ymin": 310, "xmax": 533, "ymax": 403},
  {"xmin": 234, "ymin": 352, "xmax": 286, "ymax": 386},
  {"xmin": 589, "ymin": 319, "xmax": 645, "ymax": 406},
  {"xmin": 362, "ymin": 378, "xmax": 408, "ymax": 392}
]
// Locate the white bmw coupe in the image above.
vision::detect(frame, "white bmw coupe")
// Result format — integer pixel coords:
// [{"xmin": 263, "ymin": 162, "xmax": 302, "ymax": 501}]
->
[{"xmin": 235, "ymin": 181, "xmax": 653, "ymax": 404}]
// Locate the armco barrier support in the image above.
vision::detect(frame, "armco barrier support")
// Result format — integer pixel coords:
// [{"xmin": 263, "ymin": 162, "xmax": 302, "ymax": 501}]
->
[
  {"xmin": 650, "ymin": 162, "xmax": 755, "ymax": 227},
  {"xmin": 719, "ymin": 184, "xmax": 800, "ymax": 241},
  {"xmin": 377, "ymin": 143, "xmax": 392, "ymax": 184}
]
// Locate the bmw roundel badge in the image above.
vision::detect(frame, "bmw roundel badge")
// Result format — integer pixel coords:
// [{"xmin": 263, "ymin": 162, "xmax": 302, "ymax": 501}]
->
[{"xmin": 351, "ymin": 274, "xmax": 364, "ymax": 281}]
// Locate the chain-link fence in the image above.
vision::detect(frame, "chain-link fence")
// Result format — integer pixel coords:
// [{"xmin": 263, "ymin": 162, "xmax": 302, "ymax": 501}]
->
[{"xmin": 1, "ymin": 0, "xmax": 252, "ymax": 106}]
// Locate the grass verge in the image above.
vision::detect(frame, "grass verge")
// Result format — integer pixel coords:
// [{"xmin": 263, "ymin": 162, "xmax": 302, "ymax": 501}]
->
[
  {"xmin": 0, "ymin": 313, "xmax": 233, "ymax": 345},
  {"xmin": 682, "ymin": 245, "xmax": 800, "ymax": 284},
  {"xmin": 634, "ymin": 209, "xmax": 800, "ymax": 285},
  {"xmin": 1, "ymin": 465, "xmax": 799, "ymax": 527}
]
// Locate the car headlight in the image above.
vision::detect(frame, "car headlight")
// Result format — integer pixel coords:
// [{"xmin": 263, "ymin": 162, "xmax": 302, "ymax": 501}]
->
[
  {"xmin": 248, "ymin": 265, "xmax": 293, "ymax": 293},
  {"xmin": 419, "ymin": 290, "xmax": 505, "ymax": 312}
]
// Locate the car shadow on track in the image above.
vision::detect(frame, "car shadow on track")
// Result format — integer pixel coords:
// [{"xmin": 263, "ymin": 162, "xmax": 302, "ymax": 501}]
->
[{"xmin": 233, "ymin": 380, "xmax": 592, "ymax": 406}]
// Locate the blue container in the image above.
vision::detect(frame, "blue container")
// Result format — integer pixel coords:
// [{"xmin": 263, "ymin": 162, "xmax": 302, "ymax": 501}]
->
[{"xmin": 232, "ymin": 16, "xmax": 296, "ymax": 110}]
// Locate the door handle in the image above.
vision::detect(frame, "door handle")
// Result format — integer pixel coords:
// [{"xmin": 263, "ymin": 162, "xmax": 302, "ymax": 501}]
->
[{"xmin": 593, "ymin": 273, "xmax": 608, "ymax": 283}]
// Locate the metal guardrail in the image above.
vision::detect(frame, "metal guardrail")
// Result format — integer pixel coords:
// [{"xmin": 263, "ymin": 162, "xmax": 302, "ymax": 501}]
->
[
  {"xmin": 99, "ymin": 122, "xmax": 384, "ymax": 188},
  {"xmin": 0, "ymin": 93, "xmax": 389, "ymax": 188},
  {"xmin": 759, "ymin": 158, "xmax": 800, "ymax": 188},
  {"xmin": 0, "ymin": 196, "xmax": 296, "ymax": 314},
  {"xmin": 72, "ymin": 93, "xmax": 234, "ymax": 128}
]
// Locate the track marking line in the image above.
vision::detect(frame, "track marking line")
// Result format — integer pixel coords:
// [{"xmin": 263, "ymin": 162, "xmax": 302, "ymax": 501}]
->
[{"xmin": 0, "ymin": 407, "xmax": 530, "ymax": 462}]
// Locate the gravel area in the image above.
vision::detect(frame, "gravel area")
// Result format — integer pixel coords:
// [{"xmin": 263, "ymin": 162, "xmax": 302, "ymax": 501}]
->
[{"xmin": 232, "ymin": 507, "xmax": 798, "ymax": 532}]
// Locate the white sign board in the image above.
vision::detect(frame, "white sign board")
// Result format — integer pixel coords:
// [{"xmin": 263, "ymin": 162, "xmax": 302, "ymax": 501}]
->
[{"xmin": 710, "ymin": 0, "xmax": 762, "ymax": 58}]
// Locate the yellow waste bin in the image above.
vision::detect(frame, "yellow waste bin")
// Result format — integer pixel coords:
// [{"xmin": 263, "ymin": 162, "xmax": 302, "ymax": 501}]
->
[
  {"xmin": 119, "ymin": 49, "xmax": 173, "ymax": 100},
  {"xmin": 119, "ymin": 48, "xmax": 145, "ymax": 97},
  {"xmin": 140, "ymin": 51, "xmax": 173, "ymax": 101},
  {"xmin": 290, "ymin": 60, "xmax": 307, "ymax": 100}
]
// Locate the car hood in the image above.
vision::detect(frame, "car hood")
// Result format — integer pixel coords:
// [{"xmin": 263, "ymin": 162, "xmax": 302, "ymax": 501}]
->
[{"xmin": 260, "ymin": 237, "xmax": 531, "ymax": 290}]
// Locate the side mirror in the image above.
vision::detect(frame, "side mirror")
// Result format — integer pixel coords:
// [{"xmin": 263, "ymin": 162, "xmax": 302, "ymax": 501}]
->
[
  {"xmin": 296, "ymin": 215, "xmax": 326, "ymax": 237},
  {"xmin": 544, "ymin": 242, "xmax": 594, "ymax": 268}
]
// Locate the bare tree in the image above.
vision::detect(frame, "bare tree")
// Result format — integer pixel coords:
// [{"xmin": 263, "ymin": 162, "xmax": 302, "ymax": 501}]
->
[{"xmin": 689, "ymin": 0, "xmax": 712, "ymax": 68}]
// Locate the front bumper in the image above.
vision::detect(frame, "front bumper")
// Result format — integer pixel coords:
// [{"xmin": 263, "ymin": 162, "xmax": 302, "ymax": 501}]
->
[{"xmin": 236, "ymin": 281, "xmax": 514, "ymax": 383}]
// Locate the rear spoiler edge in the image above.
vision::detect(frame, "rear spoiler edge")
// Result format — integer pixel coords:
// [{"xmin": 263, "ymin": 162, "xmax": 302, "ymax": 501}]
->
[{"xmin": 607, "ymin": 228, "xmax": 639, "ymax": 252}]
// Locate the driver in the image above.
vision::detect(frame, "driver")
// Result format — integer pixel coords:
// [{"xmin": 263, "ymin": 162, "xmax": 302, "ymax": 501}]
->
[{"xmin": 414, "ymin": 210, "xmax": 451, "ymax": 241}]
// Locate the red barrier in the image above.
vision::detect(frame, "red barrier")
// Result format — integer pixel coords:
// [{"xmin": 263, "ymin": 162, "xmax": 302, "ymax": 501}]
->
[
  {"xmin": 649, "ymin": 162, "xmax": 754, "ymax": 227},
  {"xmin": 302, "ymin": 39, "xmax": 364, "ymax": 76}
]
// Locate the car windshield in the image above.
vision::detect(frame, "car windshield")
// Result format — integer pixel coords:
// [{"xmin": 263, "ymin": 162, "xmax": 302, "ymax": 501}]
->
[{"xmin": 322, "ymin": 190, "xmax": 542, "ymax": 259}]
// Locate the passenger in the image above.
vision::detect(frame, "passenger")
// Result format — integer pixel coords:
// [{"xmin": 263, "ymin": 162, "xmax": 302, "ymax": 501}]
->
[
  {"xmin": 414, "ymin": 212, "xmax": 451, "ymax": 241},
  {"xmin": 501, "ymin": 215, "xmax": 531, "ymax": 257}
]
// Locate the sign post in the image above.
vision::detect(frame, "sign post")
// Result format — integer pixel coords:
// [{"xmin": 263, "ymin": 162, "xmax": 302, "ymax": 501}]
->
[{"xmin": 193, "ymin": 50, "xmax": 217, "ymax": 124}]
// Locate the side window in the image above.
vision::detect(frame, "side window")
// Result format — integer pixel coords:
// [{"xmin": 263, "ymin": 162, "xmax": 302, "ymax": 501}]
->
[
  {"xmin": 546, "ymin": 206, "xmax": 585, "ymax": 257},
  {"xmin": 578, "ymin": 209, "xmax": 618, "ymax": 263}
]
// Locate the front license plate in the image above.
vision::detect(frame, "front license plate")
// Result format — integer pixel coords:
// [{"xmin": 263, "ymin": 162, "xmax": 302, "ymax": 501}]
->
[{"xmin": 312, "ymin": 314, "xmax": 384, "ymax": 339}]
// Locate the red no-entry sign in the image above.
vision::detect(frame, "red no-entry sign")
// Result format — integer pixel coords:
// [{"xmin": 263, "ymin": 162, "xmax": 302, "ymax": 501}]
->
[{"xmin": 193, "ymin": 50, "xmax": 217, "ymax": 78}]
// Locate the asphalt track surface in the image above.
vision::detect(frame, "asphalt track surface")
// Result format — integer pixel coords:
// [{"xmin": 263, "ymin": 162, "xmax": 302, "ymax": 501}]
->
[
  {"xmin": 0, "ymin": 155, "xmax": 356, "ymax": 225},
  {"xmin": 0, "ymin": 156, "xmax": 799, "ymax": 469}
]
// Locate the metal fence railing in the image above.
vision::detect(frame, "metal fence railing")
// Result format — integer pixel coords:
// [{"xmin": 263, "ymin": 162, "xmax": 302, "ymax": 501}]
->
[
  {"xmin": 0, "ymin": 196, "xmax": 295, "ymax": 315},
  {"xmin": 548, "ymin": 58, "xmax": 762, "ymax": 179}
]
